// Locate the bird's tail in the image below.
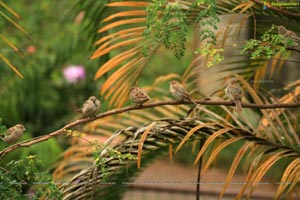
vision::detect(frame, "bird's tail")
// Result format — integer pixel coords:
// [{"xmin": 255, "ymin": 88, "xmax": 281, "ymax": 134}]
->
[
  {"xmin": 191, "ymin": 99, "xmax": 198, "ymax": 105},
  {"xmin": 186, "ymin": 96, "xmax": 197, "ymax": 105},
  {"xmin": 235, "ymin": 100, "xmax": 242, "ymax": 113}
]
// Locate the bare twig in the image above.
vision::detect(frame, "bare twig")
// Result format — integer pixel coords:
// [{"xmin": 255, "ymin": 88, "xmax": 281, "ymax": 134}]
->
[
  {"xmin": 196, "ymin": 139, "xmax": 204, "ymax": 200},
  {"xmin": 286, "ymin": 47, "xmax": 300, "ymax": 54},
  {"xmin": 1, "ymin": 99, "xmax": 300, "ymax": 161}
]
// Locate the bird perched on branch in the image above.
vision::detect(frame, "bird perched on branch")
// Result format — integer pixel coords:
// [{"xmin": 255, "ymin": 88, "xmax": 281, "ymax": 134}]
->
[
  {"xmin": 169, "ymin": 80, "xmax": 197, "ymax": 104},
  {"xmin": 277, "ymin": 25, "xmax": 300, "ymax": 44},
  {"xmin": 0, "ymin": 124, "xmax": 26, "ymax": 144},
  {"xmin": 130, "ymin": 86, "xmax": 150, "ymax": 106},
  {"xmin": 225, "ymin": 80, "xmax": 243, "ymax": 113},
  {"xmin": 78, "ymin": 96, "xmax": 101, "ymax": 118}
]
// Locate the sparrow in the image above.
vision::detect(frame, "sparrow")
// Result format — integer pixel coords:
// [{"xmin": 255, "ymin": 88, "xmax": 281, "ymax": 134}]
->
[
  {"xmin": 79, "ymin": 96, "xmax": 101, "ymax": 118},
  {"xmin": 130, "ymin": 86, "xmax": 150, "ymax": 106},
  {"xmin": 169, "ymin": 80, "xmax": 197, "ymax": 104},
  {"xmin": 0, "ymin": 124, "xmax": 26, "ymax": 144},
  {"xmin": 277, "ymin": 26, "xmax": 300, "ymax": 43},
  {"xmin": 225, "ymin": 80, "xmax": 243, "ymax": 113}
]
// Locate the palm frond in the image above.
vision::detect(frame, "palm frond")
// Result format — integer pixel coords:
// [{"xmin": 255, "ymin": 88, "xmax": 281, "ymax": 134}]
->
[
  {"xmin": 0, "ymin": 1, "xmax": 20, "ymax": 19},
  {"xmin": 54, "ymin": 75, "xmax": 300, "ymax": 198},
  {"xmin": 90, "ymin": 0, "xmax": 300, "ymax": 106},
  {"xmin": 53, "ymin": 74, "xmax": 190, "ymax": 179},
  {"xmin": 90, "ymin": 1, "xmax": 151, "ymax": 107},
  {"xmin": 0, "ymin": 53, "xmax": 24, "ymax": 79},
  {"xmin": 55, "ymin": 115, "xmax": 300, "ymax": 199},
  {"xmin": 219, "ymin": 142, "xmax": 253, "ymax": 198},
  {"xmin": 52, "ymin": 77, "xmax": 300, "ymax": 198},
  {"xmin": 203, "ymin": 137, "xmax": 245, "ymax": 174},
  {"xmin": 0, "ymin": 1, "xmax": 28, "ymax": 78}
]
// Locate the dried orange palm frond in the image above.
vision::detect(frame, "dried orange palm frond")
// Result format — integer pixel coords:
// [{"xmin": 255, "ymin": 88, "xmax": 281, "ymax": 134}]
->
[
  {"xmin": 175, "ymin": 122, "xmax": 217, "ymax": 153},
  {"xmin": 0, "ymin": 53, "xmax": 24, "ymax": 79},
  {"xmin": 90, "ymin": 2, "xmax": 152, "ymax": 107},
  {"xmin": 102, "ymin": 10, "xmax": 147, "ymax": 22},
  {"xmin": 0, "ymin": 2, "xmax": 29, "ymax": 78},
  {"xmin": 202, "ymin": 137, "xmax": 245, "ymax": 176},
  {"xmin": 106, "ymin": 1, "xmax": 150, "ymax": 7},
  {"xmin": 231, "ymin": 1, "xmax": 255, "ymax": 13},
  {"xmin": 0, "ymin": 1, "xmax": 20, "ymax": 19},
  {"xmin": 193, "ymin": 127, "xmax": 234, "ymax": 165},
  {"xmin": 276, "ymin": 158, "xmax": 300, "ymax": 198},
  {"xmin": 57, "ymin": 115, "xmax": 300, "ymax": 199},
  {"xmin": 137, "ymin": 122, "xmax": 156, "ymax": 168},
  {"xmin": 246, "ymin": 151, "xmax": 297, "ymax": 198},
  {"xmin": 219, "ymin": 142, "xmax": 253, "ymax": 198}
]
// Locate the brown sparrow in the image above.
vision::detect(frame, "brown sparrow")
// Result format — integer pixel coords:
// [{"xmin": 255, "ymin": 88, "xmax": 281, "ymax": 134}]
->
[
  {"xmin": 225, "ymin": 80, "xmax": 243, "ymax": 113},
  {"xmin": 169, "ymin": 80, "xmax": 197, "ymax": 104},
  {"xmin": 130, "ymin": 86, "xmax": 150, "ymax": 106},
  {"xmin": 1, "ymin": 124, "xmax": 26, "ymax": 144},
  {"xmin": 79, "ymin": 96, "xmax": 101, "ymax": 118},
  {"xmin": 277, "ymin": 26, "xmax": 300, "ymax": 43}
]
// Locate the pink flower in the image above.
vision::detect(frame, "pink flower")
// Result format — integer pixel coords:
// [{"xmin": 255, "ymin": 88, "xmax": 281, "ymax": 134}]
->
[
  {"xmin": 63, "ymin": 65, "xmax": 86, "ymax": 83},
  {"xmin": 26, "ymin": 45, "xmax": 37, "ymax": 54}
]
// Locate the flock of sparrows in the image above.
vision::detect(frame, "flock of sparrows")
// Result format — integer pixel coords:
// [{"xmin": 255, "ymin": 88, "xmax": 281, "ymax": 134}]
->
[
  {"xmin": 0, "ymin": 80, "xmax": 243, "ymax": 144},
  {"xmin": 3, "ymin": 25, "xmax": 298, "ymax": 145},
  {"xmin": 129, "ymin": 81, "xmax": 199, "ymax": 106},
  {"xmin": 129, "ymin": 80, "xmax": 243, "ymax": 112},
  {"xmin": 2, "ymin": 25, "xmax": 299, "ymax": 145}
]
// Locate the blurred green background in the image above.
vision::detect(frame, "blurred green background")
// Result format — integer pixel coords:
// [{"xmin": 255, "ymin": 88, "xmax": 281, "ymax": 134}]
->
[{"xmin": 0, "ymin": 0, "xmax": 101, "ymax": 165}]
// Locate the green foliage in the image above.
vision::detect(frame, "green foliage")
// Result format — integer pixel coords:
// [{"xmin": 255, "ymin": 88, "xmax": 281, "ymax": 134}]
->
[
  {"xmin": 192, "ymin": 0, "xmax": 219, "ymax": 45},
  {"xmin": 241, "ymin": 25, "xmax": 291, "ymax": 59},
  {"xmin": 144, "ymin": 0, "xmax": 188, "ymax": 59},
  {"xmin": 195, "ymin": 47, "xmax": 224, "ymax": 67},
  {"xmin": 93, "ymin": 143, "xmax": 137, "ymax": 182},
  {"xmin": 0, "ymin": 118, "xmax": 7, "ymax": 136},
  {"xmin": 0, "ymin": 155, "xmax": 62, "ymax": 199},
  {"xmin": 143, "ymin": 0, "xmax": 219, "ymax": 59},
  {"xmin": 20, "ymin": 139, "xmax": 62, "ymax": 167}
]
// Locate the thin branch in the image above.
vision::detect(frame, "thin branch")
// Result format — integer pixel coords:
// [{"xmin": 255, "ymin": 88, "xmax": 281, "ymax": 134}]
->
[
  {"xmin": 196, "ymin": 139, "xmax": 204, "ymax": 200},
  {"xmin": 1, "ymin": 99, "xmax": 300, "ymax": 161},
  {"xmin": 250, "ymin": 6, "xmax": 257, "ymax": 40},
  {"xmin": 286, "ymin": 47, "xmax": 300, "ymax": 54}
]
